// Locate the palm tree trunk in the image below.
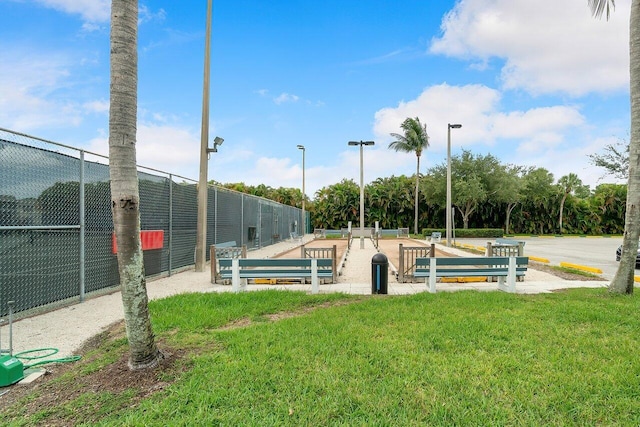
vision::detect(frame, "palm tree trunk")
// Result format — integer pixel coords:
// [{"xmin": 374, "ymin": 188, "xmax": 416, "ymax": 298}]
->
[
  {"xmin": 559, "ymin": 194, "xmax": 567, "ymax": 234},
  {"xmin": 109, "ymin": 0, "xmax": 163, "ymax": 368},
  {"xmin": 414, "ymin": 154, "xmax": 420, "ymax": 235},
  {"xmin": 610, "ymin": 0, "xmax": 640, "ymax": 294},
  {"xmin": 505, "ymin": 202, "xmax": 517, "ymax": 234}
]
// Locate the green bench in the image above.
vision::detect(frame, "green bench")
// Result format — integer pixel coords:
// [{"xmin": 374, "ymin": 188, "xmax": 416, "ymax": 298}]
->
[
  {"xmin": 218, "ymin": 258, "xmax": 334, "ymax": 293},
  {"xmin": 495, "ymin": 238, "xmax": 525, "ymax": 247},
  {"xmin": 414, "ymin": 256, "xmax": 529, "ymax": 293}
]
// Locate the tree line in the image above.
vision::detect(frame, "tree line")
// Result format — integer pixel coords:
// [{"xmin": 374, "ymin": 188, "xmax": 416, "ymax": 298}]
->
[{"xmin": 219, "ymin": 149, "xmax": 626, "ymax": 235}]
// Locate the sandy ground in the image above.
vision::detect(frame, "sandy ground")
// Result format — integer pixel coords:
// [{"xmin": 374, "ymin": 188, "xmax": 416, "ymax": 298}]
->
[{"xmin": 2, "ymin": 235, "xmax": 607, "ymax": 365}]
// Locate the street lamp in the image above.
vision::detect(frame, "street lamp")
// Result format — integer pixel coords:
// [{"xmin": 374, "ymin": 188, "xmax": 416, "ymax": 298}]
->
[
  {"xmin": 296, "ymin": 145, "xmax": 306, "ymax": 237},
  {"xmin": 446, "ymin": 123, "xmax": 462, "ymax": 247},
  {"xmin": 208, "ymin": 136, "xmax": 224, "ymax": 156},
  {"xmin": 195, "ymin": 0, "xmax": 214, "ymax": 272},
  {"xmin": 348, "ymin": 140, "xmax": 375, "ymax": 249}
]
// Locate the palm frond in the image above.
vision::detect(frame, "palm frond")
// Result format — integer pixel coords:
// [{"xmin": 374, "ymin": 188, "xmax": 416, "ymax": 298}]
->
[{"xmin": 588, "ymin": 0, "xmax": 615, "ymax": 20}]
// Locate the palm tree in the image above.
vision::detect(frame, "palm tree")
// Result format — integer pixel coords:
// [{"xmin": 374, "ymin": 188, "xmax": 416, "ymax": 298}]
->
[
  {"xmin": 109, "ymin": 0, "xmax": 163, "ymax": 369},
  {"xmin": 590, "ymin": 0, "xmax": 640, "ymax": 294},
  {"xmin": 557, "ymin": 173, "xmax": 582, "ymax": 234},
  {"xmin": 389, "ymin": 117, "xmax": 430, "ymax": 235}
]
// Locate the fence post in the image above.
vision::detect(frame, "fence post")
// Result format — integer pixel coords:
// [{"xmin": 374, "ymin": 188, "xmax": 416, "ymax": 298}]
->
[
  {"xmin": 398, "ymin": 243, "xmax": 404, "ymax": 283},
  {"xmin": 241, "ymin": 244, "xmax": 247, "ymax": 259},
  {"xmin": 79, "ymin": 150, "xmax": 85, "ymax": 302},
  {"xmin": 430, "ymin": 243, "xmax": 435, "ymax": 257},
  {"xmin": 301, "ymin": 244, "xmax": 306, "ymax": 258}
]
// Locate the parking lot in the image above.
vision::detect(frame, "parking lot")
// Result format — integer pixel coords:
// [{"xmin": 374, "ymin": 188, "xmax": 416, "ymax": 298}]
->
[{"xmin": 455, "ymin": 237, "xmax": 625, "ymax": 280}]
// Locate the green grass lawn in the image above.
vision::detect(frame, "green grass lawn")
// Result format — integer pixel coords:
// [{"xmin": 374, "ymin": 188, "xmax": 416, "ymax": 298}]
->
[{"xmin": 3, "ymin": 288, "xmax": 640, "ymax": 426}]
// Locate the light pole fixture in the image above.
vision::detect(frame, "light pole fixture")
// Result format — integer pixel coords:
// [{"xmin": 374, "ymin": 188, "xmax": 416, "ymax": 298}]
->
[
  {"xmin": 195, "ymin": 136, "xmax": 222, "ymax": 272},
  {"xmin": 348, "ymin": 140, "xmax": 375, "ymax": 249},
  {"xmin": 297, "ymin": 145, "xmax": 306, "ymax": 237},
  {"xmin": 195, "ymin": 0, "xmax": 214, "ymax": 272},
  {"xmin": 446, "ymin": 123, "xmax": 462, "ymax": 247},
  {"xmin": 208, "ymin": 136, "xmax": 224, "ymax": 156}
]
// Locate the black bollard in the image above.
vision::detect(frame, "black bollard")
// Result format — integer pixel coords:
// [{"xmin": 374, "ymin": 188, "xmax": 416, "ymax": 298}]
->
[{"xmin": 371, "ymin": 253, "xmax": 389, "ymax": 294}]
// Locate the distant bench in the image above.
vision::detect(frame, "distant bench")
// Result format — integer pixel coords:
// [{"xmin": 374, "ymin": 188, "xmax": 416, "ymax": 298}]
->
[
  {"xmin": 218, "ymin": 258, "xmax": 334, "ymax": 294},
  {"xmin": 414, "ymin": 256, "xmax": 529, "ymax": 294},
  {"xmin": 495, "ymin": 238, "xmax": 525, "ymax": 247},
  {"xmin": 488, "ymin": 239, "xmax": 525, "ymax": 262}
]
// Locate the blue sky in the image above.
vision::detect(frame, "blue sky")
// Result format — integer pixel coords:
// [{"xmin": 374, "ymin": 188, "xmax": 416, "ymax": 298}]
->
[{"xmin": 0, "ymin": 0, "xmax": 631, "ymax": 198}]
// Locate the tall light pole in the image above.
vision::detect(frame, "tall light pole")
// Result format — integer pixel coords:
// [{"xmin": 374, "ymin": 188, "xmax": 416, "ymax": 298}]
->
[
  {"xmin": 296, "ymin": 145, "xmax": 306, "ymax": 237},
  {"xmin": 446, "ymin": 123, "xmax": 462, "ymax": 247},
  {"xmin": 195, "ymin": 0, "xmax": 213, "ymax": 272},
  {"xmin": 348, "ymin": 140, "xmax": 375, "ymax": 249}
]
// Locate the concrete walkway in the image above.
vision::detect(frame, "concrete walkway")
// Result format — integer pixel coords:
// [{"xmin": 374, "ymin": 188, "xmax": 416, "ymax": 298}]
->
[{"xmin": 1, "ymin": 236, "xmax": 610, "ymax": 363}]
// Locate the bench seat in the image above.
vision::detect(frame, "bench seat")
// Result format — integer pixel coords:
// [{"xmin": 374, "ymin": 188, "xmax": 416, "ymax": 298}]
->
[
  {"xmin": 413, "ymin": 256, "xmax": 528, "ymax": 293},
  {"xmin": 218, "ymin": 258, "xmax": 334, "ymax": 293}
]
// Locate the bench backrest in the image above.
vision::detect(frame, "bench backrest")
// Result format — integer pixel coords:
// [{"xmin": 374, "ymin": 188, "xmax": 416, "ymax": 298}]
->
[
  {"xmin": 219, "ymin": 258, "xmax": 333, "ymax": 269},
  {"xmin": 216, "ymin": 241, "xmax": 237, "ymax": 248},
  {"xmin": 415, "ymin": 256, "xmax": 528, "ymax": 268},
  {"xmin": 495, "ymin": 238, "xmax": 525, "ymax": 246}
]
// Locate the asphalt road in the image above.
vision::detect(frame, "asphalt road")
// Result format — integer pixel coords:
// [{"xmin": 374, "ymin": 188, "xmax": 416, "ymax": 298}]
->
[{"xmin": 455, "ymin": 237, "xmax": 625, "ymax": 280}]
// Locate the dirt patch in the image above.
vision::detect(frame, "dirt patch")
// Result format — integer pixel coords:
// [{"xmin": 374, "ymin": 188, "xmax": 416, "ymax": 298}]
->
[{"xmin": 0, "ymin": 321, "xmax": 186, "ymax": 426}]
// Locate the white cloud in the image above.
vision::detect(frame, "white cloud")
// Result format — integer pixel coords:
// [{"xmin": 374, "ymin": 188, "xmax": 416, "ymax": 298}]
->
[
  {"xmin": 83, "ymin": 100, "xmax": 109, "ymax": 114},
  {"xmin": 204, "ymin": 143, "xmax": 414, "ymax": 198},
  {"xmin": 30, "ymin": 1, "xmax": 164, "ymax": 26},
  {"xmin": 86, "ymin": 123, "xmax": 202, "ymax": 179},
  {"xmin": 273, "ymin": 93, "xmax": 300, "ymax": 105},
  {"xmin": 34, "ymin": 0, "xmax": 110, "ymax": 23},
  {"xmin": 511, "ymin": 134, "xmax": 625, "ymax": 188},
  {"xmin": 373, "ymin": 83, "xmax": 584, "ymax": 153},
  {"xmin": 430, "ymin": 0, "xmax": 630, "ymax": 96},
  {"xmin": 0, "ymin": 46, "xmax": 86, "ymax": 131},
  {"xmin": 139, "ymin": 4, "xmax": 166, "ymax": 24}
]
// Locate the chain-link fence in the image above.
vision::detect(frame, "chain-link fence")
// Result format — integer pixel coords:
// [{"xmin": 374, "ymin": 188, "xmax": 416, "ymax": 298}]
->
[{"xmin": 0, "ymin": 128, "xmax": 307, "ymax": 317}]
